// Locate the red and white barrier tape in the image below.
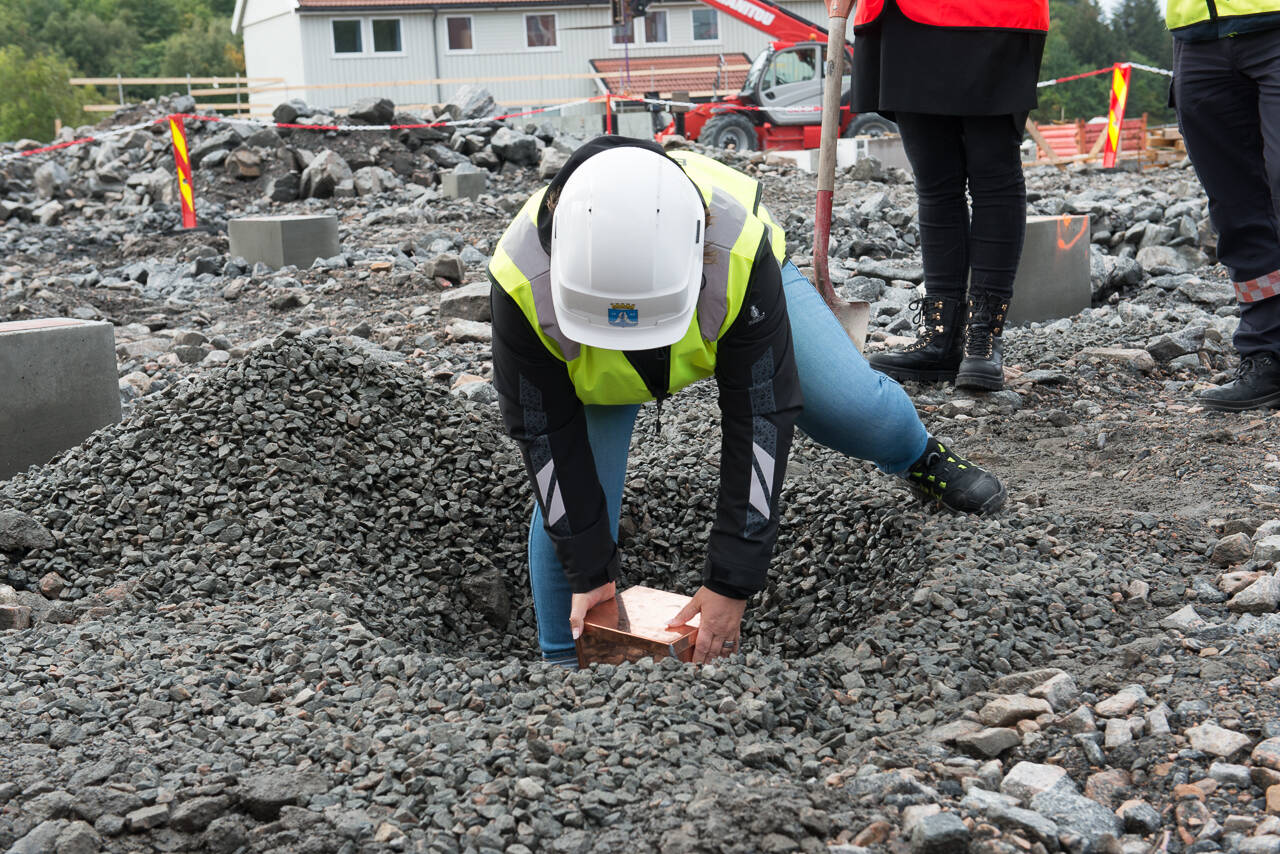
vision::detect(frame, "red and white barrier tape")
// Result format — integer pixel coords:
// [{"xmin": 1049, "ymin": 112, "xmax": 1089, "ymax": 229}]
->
[
  {"xmin": 1039, "ymin": 60, "xmax": 1171, "ymax": 88},
  {"xmin": 0, "ymin": 120, "xmax": 158, "ymax": 163}
]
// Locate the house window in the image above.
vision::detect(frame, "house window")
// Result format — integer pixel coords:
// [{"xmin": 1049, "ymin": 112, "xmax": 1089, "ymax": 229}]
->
[
  {"xmin": 692, "ymin": 8, "xmax": 718, "ymax": 41},
  {"xmin": 372, "ymin": 18, "xmax": 402, "ymax": 52},
  {"xmin": 643, "ymin": 10, "xmax": 668, "ymax": 44},
  {"xmin": 332, "ymin": 19, "xmax": 362, "ymax": 53},
  {"xmin": 525, "ymin": 14, "xmax": 557, "ymax": 48},
  {"xmin": 611, "ymin": 20, "xmax": 635, "ymax": 44},
  {"xmin": 446, "ymin": 16, "xmax": 473, "ymax": 51}
]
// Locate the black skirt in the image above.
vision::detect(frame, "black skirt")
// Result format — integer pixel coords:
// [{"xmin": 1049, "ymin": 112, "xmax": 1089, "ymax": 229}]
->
[{"xmin": 852, "ymin": 0, "xmax": 1046, "ymax": 117}]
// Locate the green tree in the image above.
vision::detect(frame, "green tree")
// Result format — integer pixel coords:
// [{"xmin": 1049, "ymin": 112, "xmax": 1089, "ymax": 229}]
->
[
  {"xmin": 36, "ymin": 7, "xmax": 143, "ymax": 78},
  {"xmin": 0, "ymin": 46, "xmax": 92, "ymax": 141},
  {"xmin": 159, "ymin": 17, "xmax": 244, "ymax": 77},
  {"xmin": 1111, "ymin": 0, "xmax": 1171, "ymax": 68},
  {"xmin": 1033, "ymin": 0, "xmax": 1173, "ymax": 124}
]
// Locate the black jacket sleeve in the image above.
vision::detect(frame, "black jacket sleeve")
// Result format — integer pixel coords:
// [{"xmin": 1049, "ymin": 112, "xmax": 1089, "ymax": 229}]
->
[
  {"xmin": 704, "ymin": 238, "xmax": 803, "ymax": 599},
  {"xmin": 490, "ymin": 280, "xmax": 621, "ymax": 593}
]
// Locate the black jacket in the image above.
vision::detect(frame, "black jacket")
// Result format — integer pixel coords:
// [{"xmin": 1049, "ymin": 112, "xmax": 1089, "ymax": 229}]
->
[{"xmin": 490, "ymin": 137, "xmax": 803, "ymax": 599}]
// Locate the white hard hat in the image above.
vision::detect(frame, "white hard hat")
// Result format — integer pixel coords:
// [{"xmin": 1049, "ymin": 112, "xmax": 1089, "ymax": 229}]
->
[{"xmin": 549, "ymin": 147, "xmax": 705, "ymax": 351}]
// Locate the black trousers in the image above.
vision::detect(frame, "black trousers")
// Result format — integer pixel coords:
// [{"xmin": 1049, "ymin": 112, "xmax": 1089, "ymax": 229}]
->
[
  {"xmin": 895, "ymin": 112, "xmax": 1029, "ymax": 304},
  {"xmin": 1174, "ymin": 31, "xmax": 1280, "ymax": 358}
]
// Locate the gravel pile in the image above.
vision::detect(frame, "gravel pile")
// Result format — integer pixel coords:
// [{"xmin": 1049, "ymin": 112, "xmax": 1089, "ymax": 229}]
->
[{"xmin": 1, "ymin": 336, "xmax": 531, "ymax": 655}]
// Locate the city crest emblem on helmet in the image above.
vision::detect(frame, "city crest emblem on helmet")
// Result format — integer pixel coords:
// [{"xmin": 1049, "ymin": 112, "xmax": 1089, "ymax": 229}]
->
[{"xmin": 607, "ymin": 303, "xmax": 639, "ymax": 327}]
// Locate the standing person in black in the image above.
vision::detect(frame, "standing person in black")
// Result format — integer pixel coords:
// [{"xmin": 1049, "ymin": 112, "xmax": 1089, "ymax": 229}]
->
[{"xmin": 855, "ymin": 0, "xmax": 1050, "ymax": 391}]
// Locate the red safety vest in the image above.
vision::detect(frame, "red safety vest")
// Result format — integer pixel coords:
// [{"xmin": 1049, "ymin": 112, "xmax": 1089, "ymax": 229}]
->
[{"xmin": 854, "ymin": 0, "xmax": 1050, "ymax": 32}]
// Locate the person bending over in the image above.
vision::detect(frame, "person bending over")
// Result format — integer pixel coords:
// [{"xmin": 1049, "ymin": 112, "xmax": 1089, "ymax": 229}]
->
[{"xmin": 489, "ymin": 136, "xmax": 1006, "ymax": 668}]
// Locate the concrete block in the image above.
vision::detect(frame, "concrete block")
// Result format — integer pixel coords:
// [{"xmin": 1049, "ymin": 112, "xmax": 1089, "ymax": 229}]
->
[
  {"xmin": 1006, "ymin": 215, "xmax": 1092, "ymax": 327},
  {"xmin": 865, "ymin": 136, "xmax": 912, "ymax": 172},
  {"xmin": 0, "ymin": 319, "xmax": 121, "ymax": 479},
  {"xmin": 764, "ymin": 137, "xmax": 909, "ymax": 173},
  {"xmin": 441, "ymin": 170, "xmax": 487, "ymax": 201},
  {"xmin": 614, "ymin": 112, "xmax": 656, "ymax": 141},
  {"xmin": 227, "ymin": 214, "xmax": 339, "ymax": 270}
]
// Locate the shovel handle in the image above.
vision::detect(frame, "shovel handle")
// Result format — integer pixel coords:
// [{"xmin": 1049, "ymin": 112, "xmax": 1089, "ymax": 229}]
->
[{"xmin": 813, "ymin": 5, "xmax": 852, "ymax": 304}]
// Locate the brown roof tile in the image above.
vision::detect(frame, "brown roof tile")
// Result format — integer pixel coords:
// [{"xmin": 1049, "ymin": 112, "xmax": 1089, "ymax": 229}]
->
[{"xmin": 590, "ymin": 53, "xmax": 751, "ymax": 96}]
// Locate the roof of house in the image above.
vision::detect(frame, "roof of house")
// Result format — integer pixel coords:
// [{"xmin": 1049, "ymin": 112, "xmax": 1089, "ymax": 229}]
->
[
  {"xmin": 590, "ymin": 53, "xmax": 751, "ymax": 96},
  {"xmin": 294, "ymin": 0, "xmax": 606, "ymax": 8},
  {"xmin": 234, "ymin": 0, "xmax": 608, "ymax": 29}
]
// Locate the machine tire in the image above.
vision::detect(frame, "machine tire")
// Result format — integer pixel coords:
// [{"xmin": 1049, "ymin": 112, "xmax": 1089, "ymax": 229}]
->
[
  {"xmin": 843, "ymin": 114, "xmax": 898, "ymax": 138},
  {"xmin": 699, "ymin": 113, "xmax": 758, "ymax": 151}
]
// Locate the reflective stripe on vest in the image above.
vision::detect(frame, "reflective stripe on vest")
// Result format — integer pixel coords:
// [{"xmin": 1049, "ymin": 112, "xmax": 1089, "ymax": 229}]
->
[
  {"xmin": 855, "ymin": 0, "xmax": 1050, "ymax": 31},
  {"xmin": 1165, "ymin": 0, "xmax": 1280, "ymax": 29},
  {"xmin": 488, "ymin": 161, "xmax": 780, "ymax": 406},
  {"xmin": 668, "ymin": 150, "xmax": 788, "ymax": 264}
]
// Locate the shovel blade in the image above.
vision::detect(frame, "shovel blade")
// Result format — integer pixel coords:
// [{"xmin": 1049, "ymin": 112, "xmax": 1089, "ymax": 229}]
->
[{"xmin": 828, "ymin": 297, "xmax": 870, "ymax": 352}]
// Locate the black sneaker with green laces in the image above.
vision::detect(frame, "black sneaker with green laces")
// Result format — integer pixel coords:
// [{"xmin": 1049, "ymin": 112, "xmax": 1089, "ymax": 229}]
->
[{"xmin": 900, "ymin": 436, "xmax": 1007, "ymax": 514}]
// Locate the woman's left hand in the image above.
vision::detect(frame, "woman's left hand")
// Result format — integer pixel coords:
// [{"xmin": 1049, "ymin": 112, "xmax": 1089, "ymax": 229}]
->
[{"xmin": 569, "ymin": 581, "xmax": 617, "ymax": 641}]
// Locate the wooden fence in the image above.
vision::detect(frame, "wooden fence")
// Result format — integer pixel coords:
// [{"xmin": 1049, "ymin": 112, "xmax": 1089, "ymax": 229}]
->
[
  {"xmin": 69, "ymin": 65, "xmax": 752, "ymax": 118},
  {"xmin": 72, "ymin": 76, "xmax": 287, "ymax": 116}
]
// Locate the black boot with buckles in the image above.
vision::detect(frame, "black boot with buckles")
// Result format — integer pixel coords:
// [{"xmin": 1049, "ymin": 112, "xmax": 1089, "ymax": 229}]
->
[
  {"xmin": 956, "ymin": 292, "xmax": 1009, "ymax": 391},
  {"xmin": 867, "ymin": 295, "xmax": 965, "ymax": 382}
]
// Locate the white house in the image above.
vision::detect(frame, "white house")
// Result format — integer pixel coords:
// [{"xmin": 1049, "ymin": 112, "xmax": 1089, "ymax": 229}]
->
[{"xmin": 230, "ymin": 0, "xmax": 827, "ymax": 116}]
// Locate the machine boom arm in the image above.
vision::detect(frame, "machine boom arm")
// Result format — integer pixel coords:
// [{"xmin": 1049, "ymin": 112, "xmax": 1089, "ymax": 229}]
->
[{"xmin": 695, "ymin": 0, "xmax": 828, "ymax": 44}]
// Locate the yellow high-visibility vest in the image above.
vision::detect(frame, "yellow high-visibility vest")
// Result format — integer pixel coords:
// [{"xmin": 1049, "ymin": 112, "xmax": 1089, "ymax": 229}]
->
[
  {"xmin": 488, "ymin": 151, "xmax": 787, "ymax": 406},
  {"xmin": 1166, "ymin": 0, "xmax": 1280, "ymax": 31}
]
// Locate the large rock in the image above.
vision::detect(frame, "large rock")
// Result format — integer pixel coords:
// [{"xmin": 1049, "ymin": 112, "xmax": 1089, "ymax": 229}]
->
[
  {"xmin": 34, "ymin": 161, "xmax": 69, "ymax": 199},
  {"xmin": 439, "ymin": 282, "xmax": 489, "ymax": 321},
  {"xmin": 35, "ymin": 200, "xmax": 64, "ymax": 226},
  {"xmin": 1253, "ymin": 737, "xmax": 1280, "ymax": 771},
  {"xmin": 1136, "ymin": 244, "xmax": 1202, "ymax": 274},
  {"xmin": 1001, "ymin": 762, "xmax": 1069, "ymax": 804},
  {"xmin": 394, "ymin": 111, "xmax": 449, "ymax": 149},
  {"xmin": 237, "ymin": 768, "xmax": 329, "ymax": 820},
  {"xmin": 910, "ymin": 812, "xmax": 969, "ymax": 854},
  {"xmin": 1177, "ymin": 277, "xmax": 1236, "ymax": 308},
  {"xmin": 1146, "ymin": 325, "xmax": 1205, "ymax": 361},
  {"xmin": 266, "ymin": 173, "xmax": 300, "ymax": 203},
  {"xmin": 170, "ymin": 795, "xmax": 233, "ymax": 833},
  {"xmin": 0, "ymin": 509, "xmax": 54, "ymax": 551},
  {"xmin": 980, "ymin": 694, "xmax": 1052, "ymax": 727},
  {"xmin": 1094, "ymin": 685, "xmax": 1146, "ymax": 717},
  {"xmin": 954, "ymin": 726, "xmax": 1020, "ymax": 758},
  {"xmin": 353, "ymin": 165, "xmax": 399, "ymax": 196},
  {"xmin": 348, "ymin": 97, "xmax": 395, "ymax": 124},
  {"xmin": 490, "ymin": 127, "xmax": 539, "ymax": 166},
  {"xmin": 432, "ymin": 254, "xmax": 466, "ymax": 285},
  {"xmin": 1029, "ymin": 783, "xmax": 1122, "ymax": 854},
  {"xmin": 539, "ymin": 145, "xmax": 570, "ymax": 179},
  {"xmin": 1227, "ymin": 575, "xmax": 1280, "ymax": 613},
  {"xmin": 426, "ymin": 144, "xmax": 469, "ymax": 169},
  {"xmin": 1078, "ymin": 348, "xmax": 1156, "ymax": 374},
  {"xmin": 459, "ymin": 569, "xmax": 510, "ymax": 627},
  {"xmin": 1029, "ymin": 672, "xmax": 1080, "ymax": 711},
  {"xmin": 300, "ymin": 151, "xmax": 353, "ymax": 199},
  {"xmin": 1212, "ymin": 532, "xmax": 1253, "ymax": 566},
  {"xmin": 444, "ymin": 85, "xmax": 498, "ymax": 120},
  {"xmin": 224, "ymin": 148, "xmax": 263, "ymax": 179},
  {"xmin": 1257, "ymin": 535, "xmax": 1280, "ymax": 563},
  {"xmin": 273, "ymin": 99, "xmax": 310, "ymax": 124},
  {"xmin": 189, "ymin": 128, "xmax": 239, "ymax": 167},
  {"xmin": 1186, "ymin": 723, "xmax": 1252, "ymax": 757}
]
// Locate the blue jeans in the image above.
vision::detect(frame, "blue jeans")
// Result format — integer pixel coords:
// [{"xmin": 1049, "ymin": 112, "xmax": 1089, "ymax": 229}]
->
[{"xmin": 529, "ymin": 261, "xmax": 929, "ymax": 661}]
